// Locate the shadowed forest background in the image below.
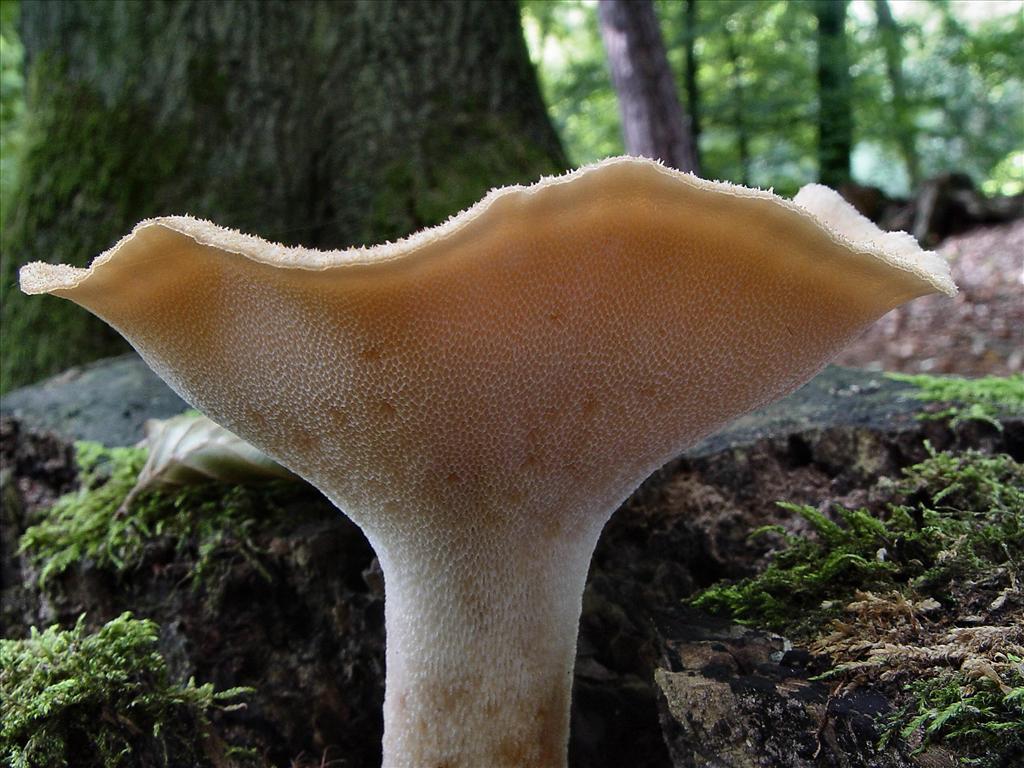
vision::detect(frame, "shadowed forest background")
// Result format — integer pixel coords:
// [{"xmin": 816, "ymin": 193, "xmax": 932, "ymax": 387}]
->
[{"xmin": 0, "ymin": 2, "xmax": 1022, "ymax": 768}]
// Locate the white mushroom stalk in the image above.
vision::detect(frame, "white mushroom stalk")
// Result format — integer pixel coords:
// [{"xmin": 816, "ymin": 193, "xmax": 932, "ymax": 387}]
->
[{"xmin": 20, "ymin": 157, "xmax": 955, "ymax": 767}]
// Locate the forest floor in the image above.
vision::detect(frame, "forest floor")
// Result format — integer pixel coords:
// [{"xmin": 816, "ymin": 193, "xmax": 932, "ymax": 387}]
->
[{"xmin": 835, "ymin": 219, "xmax": 1024, "ymax": 376}]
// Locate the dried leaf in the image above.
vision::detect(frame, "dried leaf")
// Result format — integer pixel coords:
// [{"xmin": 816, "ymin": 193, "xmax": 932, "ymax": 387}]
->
[{"xmin": 122, "ymin": 413, "xmax": 297, "ymax": 509}]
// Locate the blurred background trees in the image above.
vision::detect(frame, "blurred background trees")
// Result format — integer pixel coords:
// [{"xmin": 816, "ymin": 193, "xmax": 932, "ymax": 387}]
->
[
  {"xmin": 813, "ymin": 0, "xmax": 854, "ymax": 188},
  {"xmin": 597, "ymin": 0, "xmax": 700, "ymax": 171},
  {"xmin": 1, "ymin": 0, "xmax": 1021, "ymax": 392},
  {"xmin": 522, "ymin": 0, "xmax": 1022, "ymax": 196}
]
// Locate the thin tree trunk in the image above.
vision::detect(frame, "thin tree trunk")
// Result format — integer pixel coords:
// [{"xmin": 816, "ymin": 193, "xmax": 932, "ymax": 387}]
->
[
  {"xmin": 875, "ymin": 0, "xmax": 920, "ymax": 189},
  {"xmin": 723, "ymin": 23, "xmax": 751, "ymax": 187},
  {"xmin": 682, "ymin": 0, "xmax": 702, "ymax": 168},
  {"xmin": 813, "ymin": 0, "xmax": 853, "ymax": 188},
  {"xmin": 597, "ymin": 0, "xmax": 699, "ymax": 173},
  {"xmin": 1, "ymin": 0, "xmax": 566, "ymax": 393}
]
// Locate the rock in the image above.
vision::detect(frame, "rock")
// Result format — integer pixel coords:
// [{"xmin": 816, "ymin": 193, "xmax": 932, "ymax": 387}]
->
[
  {"xmin": 0, "ymin": 353, "xmax": 187, "ymax": 446},
  {"xmin": 686, "ymin": 366, "xmax": 923, "ymax": 458}
]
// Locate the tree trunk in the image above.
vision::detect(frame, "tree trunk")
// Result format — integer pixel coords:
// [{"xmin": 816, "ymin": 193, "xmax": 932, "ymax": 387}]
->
[
  {"xmin": 723, "ymin": 24, "xmax": 751, "ymax": 187},
  {"xmin": 875, "ymin": 0, "xmax": 920, "ymax": 189},
  {"xmin": 682, "ymin": 0, "xmax": 702, "ymax": 168},
  {"xmin": 597, "ymin": 0, "xmax": 699, "ymax": 174},
  {"xmin": 813, "ymin": 0, "xmax": 852, "ymax": 188},
  {"xmin": 1, "ymin": 0, "xmax": 566, "ymax": 393}
]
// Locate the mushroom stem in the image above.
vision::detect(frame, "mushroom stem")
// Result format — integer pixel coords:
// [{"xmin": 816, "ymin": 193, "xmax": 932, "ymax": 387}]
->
[{"xmin": 373, "ymin": 519, "xmax": 603, "ymax": 767}]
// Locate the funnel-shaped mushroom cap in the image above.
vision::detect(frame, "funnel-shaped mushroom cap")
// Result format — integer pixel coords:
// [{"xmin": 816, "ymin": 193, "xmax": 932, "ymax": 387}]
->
[
  {"xmin": 20, "ymin": 157, "xmax": 953, "ymax": 541},
  {"xmin": 21, "ymin": 156, "xmax": 955, "ymax": 766}
]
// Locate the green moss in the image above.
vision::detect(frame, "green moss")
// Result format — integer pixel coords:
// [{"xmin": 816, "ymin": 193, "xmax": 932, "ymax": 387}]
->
[
  {"xmin": 19, "ymin": 439, "xmax": 309, "ymax": 588},
  {"xmin": 692, "ymin": 503, "xmax": 904, "ymax": 635},
  {"xmin": 887, "ymin": 372, "xmax": 1024, "ymax": 430},
  {"xmin": 884, "ymin": 664, "xmax": 1024, "ymax": 766},
  {"xmin": 0, "ymin": 613, "xmax": 253, "ymax": 768},
  {"xmin": 20, "ymin": 442, "xmax": 147, "ymax": 584},
  {"xmin": 692, "ymin": 444, "xmax": 1024, "ymax": 764},
  {"xmin": 692, "ymin": 445, "xmax": 1023, "ymax": 634}
]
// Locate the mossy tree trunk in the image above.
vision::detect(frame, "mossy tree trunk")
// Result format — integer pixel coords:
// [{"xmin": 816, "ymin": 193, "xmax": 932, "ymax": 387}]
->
[{"xmin": 1, "ymin": 0, "xmax": 565, "ymax": 393}]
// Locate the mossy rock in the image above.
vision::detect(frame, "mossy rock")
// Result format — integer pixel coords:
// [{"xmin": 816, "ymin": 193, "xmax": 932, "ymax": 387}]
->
[{"xmin": 0, "ymin": 613, "xmax": 254, "ymax": 768}]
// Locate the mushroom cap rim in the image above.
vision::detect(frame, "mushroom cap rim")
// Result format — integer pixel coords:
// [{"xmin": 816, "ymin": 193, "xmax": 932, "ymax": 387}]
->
[{"xmin": 19, "ymin": 155, "xmax": 957, "ymax": 299}]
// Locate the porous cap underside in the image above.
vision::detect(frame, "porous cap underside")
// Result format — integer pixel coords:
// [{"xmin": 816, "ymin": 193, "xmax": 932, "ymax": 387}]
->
[{"xmin": 19, "ymin": 155, "xmax": 955, "ymax": 553}]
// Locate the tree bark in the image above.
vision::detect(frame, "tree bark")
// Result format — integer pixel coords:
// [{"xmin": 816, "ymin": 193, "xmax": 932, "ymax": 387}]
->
[
  {"xmin": 1, "ymin": 0, "xmax": 566, "ymax": 393},
  {"xmin": 597, "ymin": 0, "xmax": 699, "ymax": 173},
  {"xmin": 875, "ymin": 0, "xmax": 920, "ymax": 189},
  {"xmin": 813, "ymin": 0, "xmax": 853, "ymax": 188},
  {"xmin": 682, "ymin": 0, "xmax": 702, "ymax": 167},
  {"xmin": 723, "ymin": 23, "xmax": 751, "ymax": 187}
]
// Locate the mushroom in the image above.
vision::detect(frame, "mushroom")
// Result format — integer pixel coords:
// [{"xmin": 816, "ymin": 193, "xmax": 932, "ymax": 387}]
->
[{"xmin": 20, "ymin": 157, "xmax": 955, "ymax": 767}]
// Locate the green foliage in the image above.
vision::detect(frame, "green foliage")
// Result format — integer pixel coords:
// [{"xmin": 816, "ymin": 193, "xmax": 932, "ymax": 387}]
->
[
  {"xmin": 888, "ymin": 372, "xmax": 1024, "ymax": 430},
  {"xmin": 693, "ymin": 0, "xmax": 818, "ymax": 194},
  {"xmin": 521, "ymin": 0, "xmax": 624, "ymax": 165},
  {"xmin": 983, "ymin": 149, "xmax": 1024, "ymax": 196},
  {"xmin": 0, "ymin": 613, "xmax": 252, "ymax": 768},
  {"xmin": 19, "ymin": 440, "xmax": 305, "ymax": 588},
  {"xmin": 691, "ymin": 446, "xmax": 1024, "ymax": 635},
  {"xmin": 915, "ymin": 3, "xmax": 1024, "ymax": 194},
  {"xmin": 887, "ymin": 662, "xmax": 1024, "ymax": 767},
  {"xmin": 521, "ymin": 0, "xmax": 1024, "ymax": 196}
]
